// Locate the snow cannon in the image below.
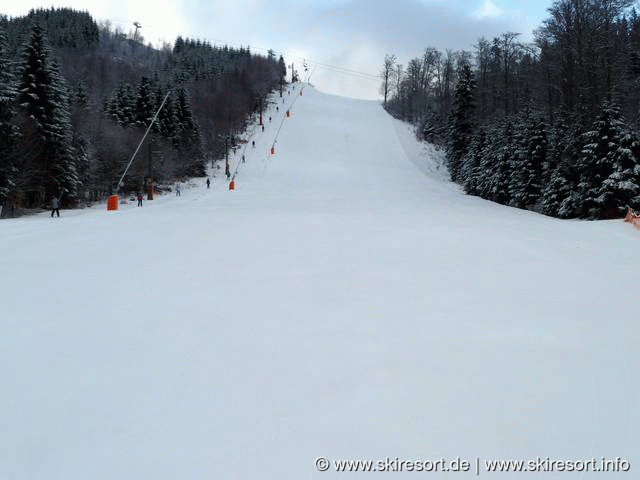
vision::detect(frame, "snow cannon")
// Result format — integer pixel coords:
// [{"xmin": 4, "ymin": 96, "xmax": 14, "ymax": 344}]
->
[{"xmin": 107, "ymin": 195, "xmax": 119, "ymax": 211}]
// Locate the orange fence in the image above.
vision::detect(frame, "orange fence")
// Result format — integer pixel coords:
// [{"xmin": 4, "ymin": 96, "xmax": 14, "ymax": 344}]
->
[{"xmin": 624, "ymin": 208, "xmax": 640, "ymax": 229}]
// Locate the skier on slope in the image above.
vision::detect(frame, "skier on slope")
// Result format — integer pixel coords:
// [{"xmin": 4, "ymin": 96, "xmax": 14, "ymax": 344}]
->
[
  {"xmin": 50, "ymin": 196, "xmax": 60, "ymax": 217},
  {"xmin": 206, "ymin": 178, "xmax": 210, "ymax": 189}
]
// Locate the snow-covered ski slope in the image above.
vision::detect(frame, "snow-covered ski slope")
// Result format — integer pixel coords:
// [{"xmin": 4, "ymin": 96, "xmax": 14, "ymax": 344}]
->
[{"xmin": 1, "ymin": 86, "xmax": 638, "ymax": 479}]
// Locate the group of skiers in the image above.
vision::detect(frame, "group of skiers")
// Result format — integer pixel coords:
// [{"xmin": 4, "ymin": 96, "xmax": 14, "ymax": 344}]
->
[{"xmin": 46, "ymin": 180, "xmax": 182, "ymax": 216}]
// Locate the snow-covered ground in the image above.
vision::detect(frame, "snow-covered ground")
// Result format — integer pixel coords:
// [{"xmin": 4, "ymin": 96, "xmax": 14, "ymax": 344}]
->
[{"xmin": 1, "ymin": 86, "xmax": 638, "ymax": 479}]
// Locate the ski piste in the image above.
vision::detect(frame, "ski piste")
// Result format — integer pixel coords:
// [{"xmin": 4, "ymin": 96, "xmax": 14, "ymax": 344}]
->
[{"xmin": 1, "ymin": 85, "xmax": 638, "ymax": 480}]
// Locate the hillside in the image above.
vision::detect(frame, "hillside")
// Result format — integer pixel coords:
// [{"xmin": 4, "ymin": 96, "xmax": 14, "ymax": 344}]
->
[
  {"xmin": 1, "ymin": 86, "xmax": 638, "ymax": 479},
  {"xmin": 0, "ymin": 8, "xmax": 286, "ymax": 211}
]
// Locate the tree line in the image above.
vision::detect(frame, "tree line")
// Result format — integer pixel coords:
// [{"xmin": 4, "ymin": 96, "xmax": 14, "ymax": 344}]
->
[
  {"xmin": 383, "ymin": 0, "xmax": 640, "ymax": 219},
  {"xmin": 0, "ymin": 8, "xmax": 286, "ymax": 215}
]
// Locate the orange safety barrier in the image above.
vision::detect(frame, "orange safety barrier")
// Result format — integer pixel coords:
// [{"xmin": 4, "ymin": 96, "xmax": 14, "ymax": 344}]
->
[
  {"xmin": 229, "ymin": 180, "xmax": 235, "ymax": 191},
  {"xmin": 624, "ymin": 207, "xmax": 640, "ymax": 229},
  {"xmin": 271, "ymin": 145, "xmax": 276, "ymax": 155},
  {"xmin": 107, "ymin": 194, "xmax": 119, "ymax": 211}
]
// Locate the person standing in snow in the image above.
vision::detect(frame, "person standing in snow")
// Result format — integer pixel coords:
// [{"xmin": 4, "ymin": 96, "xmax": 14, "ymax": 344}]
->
[
  {"xmin": 137, "ymin": 193, "xmax": 143, "ymax": 206},
  {"xmin": 206, "ymin": 178, "xmax": 210, "ymax": 189},
  {"xmin": 50, "ymin": 196, "xmax": 60, "ymax": 217},
  {"xmin": 176, "ymin": 183, "xmax": 181, "ymax": 196}
]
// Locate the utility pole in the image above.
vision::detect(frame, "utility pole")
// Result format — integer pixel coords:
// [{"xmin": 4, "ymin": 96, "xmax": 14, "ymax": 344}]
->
[
  {"xmin": 148, "ymin": 138, "xmax": 153, "ymax": 180},
  {"xmin": 225, "ymin": 135, "xmax": 230, "ymax": 179},
  {"xmin": 147, "ymin": 139, "xmax": 153, "ymax": 199}
]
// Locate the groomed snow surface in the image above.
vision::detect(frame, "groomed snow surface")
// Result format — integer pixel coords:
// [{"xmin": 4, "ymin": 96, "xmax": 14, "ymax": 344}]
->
[{"xmin": 1, "ymin": 86, "xmax": 638, "ymax": 479}]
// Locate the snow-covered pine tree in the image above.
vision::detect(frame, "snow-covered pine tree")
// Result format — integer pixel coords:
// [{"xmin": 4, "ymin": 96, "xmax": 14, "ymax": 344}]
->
[
  {"xmin": 44, "ymin": 58, "xmax": 79, "ymax": 203},
  {"xmin": 156, "ymin": 85, "xmax": 177, "ymax": 138},
  {"xmin": 135, "ymin": 76, "xmax": 156, "ymax": 128},
  {"xmin": 511, "ymin": 113, "xmax": 547, "ymax": 209},
  {"xmin": 106, "ymin": 83, "xmax": 136, "ymax": 125},
  {"xmin": 507, "ymin": 115, "xmax": 528, "ymax": 208},
  {"xmin": 174, "ymin": 86, "xmax": 196, "ymax": 132},
  {"xmin": 539, "ymin": 122, "xmax": 582, "ymax": 217},
  {"xmin": 541, "ymin": 166, "xmax": 573, "ymax": 217},
  {"xmin": 598, "ymin": 121, "xmax": 640, "ymax": 215},
  {"xmin": 69, "ymin": 84, "xmax": 91, "ymax": 197},
  {"xmin": 577, "ymin": 102, "xmax": 640, "ymax": 218},
  {"xmin": 0, "ymin": 25, "xmax": 18, "ymax": 206},
  {"xmin": 476, "ymin": 118, "xmax": 513, "ymax": 206},
  {"xmin": 173, "ymin": 86, "xmax": 205, "ymax": 177},
  {"xmin": 421, "ymin": 108, "xmax": 446, "ymax": 144},
  {"xmin": 447, "ymin": 62, "xmax": 476, "ymax": 183},
  {"xmin": 461, "ymin": 127, "xmax": 486, "ymax": 196},
  {"xmin": 490, "ymin": 120, "xmax": 514, "ymax": 205},
  {"xmin": 18, "ymin": 24, "xmax": 78, "ymax": 206},
  {"xmin": 476, "ymin": 123, "xmax": 500, "ymax": 200}
]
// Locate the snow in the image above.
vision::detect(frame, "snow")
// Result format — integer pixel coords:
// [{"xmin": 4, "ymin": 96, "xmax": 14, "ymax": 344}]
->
[{"xmin": 1, "ymin": 86, "xmax": 639, "ymax": 479}]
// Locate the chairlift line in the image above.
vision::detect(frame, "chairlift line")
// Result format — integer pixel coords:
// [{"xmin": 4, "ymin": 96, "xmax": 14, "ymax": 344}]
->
[
  {"xmin": 162, "ymin": 33, "xmax": 380, "ymax": 81},
  {"xmin": 100, "ymin": 16, "xmax": 380, "ymax": 82}
]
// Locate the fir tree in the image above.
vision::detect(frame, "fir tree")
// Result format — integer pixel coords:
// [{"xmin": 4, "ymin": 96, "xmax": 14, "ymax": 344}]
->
[
  {"xmin": 461, "ymin": 127, "xmax": 486, "ymax": 195},
  {"xmin": 447, "ymin": 62, "xmax": 476, "ymax": 183},
  {"xmin": 156, "ymin": 85, "xmax": 177, "ymax": 138},
  {"xmin": 507, "ymin": 116, "xmax": 528, "ymax": 208},
  {"xmin": 18, "ymin": 24, "xmax": 78, "ymax": 205},
  {"xmin": 577, "ymin": 103, "xmax": 640, "ymax": 218},
  {"xmin": 541, "ymin": 166, "xmax": 573, "ymax": 217},
  {"xmin": 490, "ymin": 120, "xmax": 514, "ymax": 205},
  {"xmin": 173, "ymin": 86, "xmax": 205, "ymax": 176},
  {"xmin": 0, "ymin": 25, "xmax": 18, "ymax": 205},
  {"xmin": 174, "ymin": 87, "xmax": 196, "ymax": 131},
  {"xmin": 106, "ymin": 83, "xmax": 136, "ymax": 125},
  {"xmin": 599, "ymin": 124, "xmax": 640, "ymax": 214},
  {"xmin": 511, "ymin": 114, "xmax": 547, "ymax": 209},
  {"xmin": 135, "ymin": 76, "xmax": 156, "ymax": 128}
]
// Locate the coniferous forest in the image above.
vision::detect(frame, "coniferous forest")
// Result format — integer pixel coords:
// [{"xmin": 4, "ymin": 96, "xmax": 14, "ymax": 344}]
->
[
  {"xmin": 383, "ymin": 0, "xmax": 640, "ymax": 219},
  {"xmin": 0, "ymin": 8, "xmax": 286, "ymax": 215}
]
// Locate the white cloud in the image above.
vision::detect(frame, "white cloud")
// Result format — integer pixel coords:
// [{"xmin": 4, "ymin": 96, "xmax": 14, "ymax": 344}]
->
[
  {"xmin": 0, "ymin": 0, "xmax": 538, "ymax": 100},
  {"xmin": 475, "ymin": 0, "xmax": 503, "ymax": 19}
]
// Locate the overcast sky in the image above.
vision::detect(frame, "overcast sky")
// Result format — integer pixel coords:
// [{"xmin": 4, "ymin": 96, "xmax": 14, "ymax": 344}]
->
[{"xmin": 0, "ymin": 0, "xmax": 552, "ymax": 99}]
